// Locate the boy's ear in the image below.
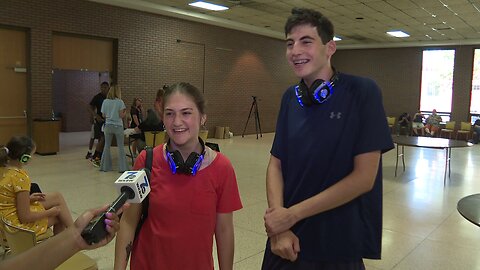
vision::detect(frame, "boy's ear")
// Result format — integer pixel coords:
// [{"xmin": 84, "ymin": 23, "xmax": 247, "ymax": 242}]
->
[{"xmin": 326, "ymin": 40, "xmax": 337, "ymax": 57}]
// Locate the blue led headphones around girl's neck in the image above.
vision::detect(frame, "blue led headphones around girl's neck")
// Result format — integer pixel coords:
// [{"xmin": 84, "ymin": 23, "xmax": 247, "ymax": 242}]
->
[{"xmin": 166, "ymin": 138, "xmax": 205, "ymax": 176}]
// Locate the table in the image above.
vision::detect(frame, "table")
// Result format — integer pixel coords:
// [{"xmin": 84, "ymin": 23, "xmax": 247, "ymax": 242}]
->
[
  {"xmin": 457, "ymin": 194, "xmax": 480, "ymax": 227},
  {"xmin": 32, "ymin": 118, "xmax": 60, "ymax": 155},
  {"xmin": 392, "ymin": 135, "xmax": 472, "ymax": 185}
]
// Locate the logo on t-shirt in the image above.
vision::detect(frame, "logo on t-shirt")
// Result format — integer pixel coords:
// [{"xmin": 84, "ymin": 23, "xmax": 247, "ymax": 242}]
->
[{"xmin": 330, "ymin": 112, "xmax": 342, "ymax": 119}]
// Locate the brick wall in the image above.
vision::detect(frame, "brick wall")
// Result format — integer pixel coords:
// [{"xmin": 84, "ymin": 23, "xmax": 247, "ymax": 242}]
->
[
  {"xmin": 3, "ymin": 0, "xmax": 476, "ymax": 135},
  {"xmin": 334, "ymin": 46, "xmax": 475, "ymax": 123},
  {"xmin": 0, "ymin": 0, "xmax": 295, "ymax": 136}
]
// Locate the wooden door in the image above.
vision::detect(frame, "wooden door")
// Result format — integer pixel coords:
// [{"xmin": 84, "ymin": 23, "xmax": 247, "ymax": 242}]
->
[{"xmin": 0, "ymin": 28, "xmax": 27, "ymax": 144}]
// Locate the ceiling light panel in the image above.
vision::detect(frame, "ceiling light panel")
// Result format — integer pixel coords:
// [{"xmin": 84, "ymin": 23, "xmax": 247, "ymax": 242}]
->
[{"xmin": 188, "ymin": 1, "xmax": 229, "ymax": 11}]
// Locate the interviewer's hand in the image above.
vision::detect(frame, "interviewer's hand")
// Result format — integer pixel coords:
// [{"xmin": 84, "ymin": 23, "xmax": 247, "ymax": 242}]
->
[{"xmin": 72, "ymin": 204, "xmax": 129, "ymax": 250}]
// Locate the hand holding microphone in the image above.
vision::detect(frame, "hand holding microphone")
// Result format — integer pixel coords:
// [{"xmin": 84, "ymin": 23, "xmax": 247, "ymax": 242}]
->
[{"xmin": 81, "ymin": 169, "xmax": 151, "ymax": 244}]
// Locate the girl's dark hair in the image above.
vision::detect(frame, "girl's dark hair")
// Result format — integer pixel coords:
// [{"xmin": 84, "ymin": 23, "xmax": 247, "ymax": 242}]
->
[
  {"xmin": 0, "ymin": 136, "xmax": 36, "ymax": 166},
  {"xmin": 131, "ymin": 97, "xmax": 142, "ymax": 109},
  {"xmin": 156, "ymin": 86, "xmax": 166, "ymax": 101},
  {"xmin": 163, "ymin": 82, "xmax": 206, "ymax": 115},
  {"xmin": 284, "ymin": 8, "xmax": 334, "ymax": 45},
  {"xmin": 143, "ymin": 109, "xmax": 160, "ymax": 126}
]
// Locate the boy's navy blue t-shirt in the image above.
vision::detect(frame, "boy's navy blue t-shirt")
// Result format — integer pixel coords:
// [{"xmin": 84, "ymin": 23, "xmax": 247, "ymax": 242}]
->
[{"xmin": 270, "ymin": 73, "xmax": 394, "ymax": 261}]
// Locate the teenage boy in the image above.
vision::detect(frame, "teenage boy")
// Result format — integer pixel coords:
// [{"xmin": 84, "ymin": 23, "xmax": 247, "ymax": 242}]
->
[{"xmin": 262, "ymin": 8, "xmax": 394, "ymax": 270}]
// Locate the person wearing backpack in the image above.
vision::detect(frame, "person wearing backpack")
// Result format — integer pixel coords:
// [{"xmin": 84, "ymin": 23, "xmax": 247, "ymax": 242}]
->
[{"xmin": 114, "ymin": 82, "xmax": 242, "ymax": 270}]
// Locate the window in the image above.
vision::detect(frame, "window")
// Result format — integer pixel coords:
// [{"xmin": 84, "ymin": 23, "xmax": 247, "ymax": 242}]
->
[
  {"xmin": 470, "ymin": 49, "xmax": 480, "ymax": 123},
  {"xmin": 420, "ymin": 49, "xmax": 455, "ymax": 121}
]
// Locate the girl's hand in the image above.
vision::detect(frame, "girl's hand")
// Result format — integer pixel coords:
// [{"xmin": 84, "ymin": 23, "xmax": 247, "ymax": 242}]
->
[
  {"xmin": 47, "ymin": 206, "xmax": 61, "ymax": 217},
  {"xmin": 30, "ymin": 193, "xmax": 46, "ymax": 203}
]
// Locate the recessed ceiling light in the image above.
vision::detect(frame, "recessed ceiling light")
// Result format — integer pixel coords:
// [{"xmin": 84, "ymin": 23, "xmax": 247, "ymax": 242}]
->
[
  {"xmin": 333, "ymin": 36, "xmax": 342, "ymax": 41},
  {"xmin": 189, "ymin": 1, "xmax": 229, "ymax": 11},
  {"xmin": 386, "ymin": 30, "xmax": 410, "ymax": 38}
]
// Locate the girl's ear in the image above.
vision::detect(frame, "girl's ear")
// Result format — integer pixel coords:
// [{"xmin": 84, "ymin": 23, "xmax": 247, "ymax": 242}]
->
[{"xmin": 200, "ymin": 114, "xmax": 207, "ymax": 126}]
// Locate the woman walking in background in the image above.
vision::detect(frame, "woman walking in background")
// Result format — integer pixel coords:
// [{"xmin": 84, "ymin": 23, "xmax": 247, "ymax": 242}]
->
[{"xmin": 100, "ymin": 85, "xmax": 128, "ymax": 173}]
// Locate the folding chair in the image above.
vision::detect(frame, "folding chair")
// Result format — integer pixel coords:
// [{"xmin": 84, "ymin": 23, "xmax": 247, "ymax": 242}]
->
[
  {"xmin": 0, "ymin": 217, "xmax": 53, "ymax": 258},
  {"xmin": 387, "ymin": 117, "xmax": 396, "ymax": 133},
  {"xmin": 144, "ymin": 131, "xmax": 166, "ymax": 147},
  {"xmin": 440, "ymin": 121, "xmax": 456, "ymax": 139},
  {"xmin": 456, "ymin": 122, "xmax": 472, "ymax": 141},
  {"xmin": 1, "ymin": 217, "xmax": 97, "ymax": 269}
]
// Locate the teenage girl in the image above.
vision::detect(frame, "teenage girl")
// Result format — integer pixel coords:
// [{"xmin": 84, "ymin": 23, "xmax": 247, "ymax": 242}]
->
[
  {"xmin": 0, "ymin": 136, "xmax": 73, "ymax": 236},
  {"xmin": 114, "ymin": 83, "xmax": 242, "ymax": 270}
]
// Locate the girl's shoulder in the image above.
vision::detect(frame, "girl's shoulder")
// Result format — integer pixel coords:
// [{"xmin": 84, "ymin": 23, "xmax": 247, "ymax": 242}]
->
[
  {"xmin": 2, "ymin": 167, "xmax": 28, "ymax": 179},
  {"xmin": 203, "ymin": 150, "xmax": 233, "ymax": 170}
]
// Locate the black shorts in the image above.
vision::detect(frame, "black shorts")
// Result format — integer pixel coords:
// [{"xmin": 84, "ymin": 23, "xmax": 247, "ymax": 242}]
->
[
  {"xmin": 93, "ymin": 121, "xmax": 104, "ymax": 139},
  {"xmin": 261, "ymin": 247, "xmax": 365, "ymax": 270}
]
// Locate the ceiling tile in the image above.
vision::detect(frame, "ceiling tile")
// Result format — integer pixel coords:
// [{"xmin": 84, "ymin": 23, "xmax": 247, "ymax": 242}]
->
[{"xmin": 97, "ymin": 0, "xmax": 480, "ymax": 46}]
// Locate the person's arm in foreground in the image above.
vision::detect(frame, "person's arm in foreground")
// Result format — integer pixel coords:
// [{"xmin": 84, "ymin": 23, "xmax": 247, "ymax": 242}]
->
[
  {"xmin": 0, "ymin": 205, "xmax": 124, "ymax": 270},
  {"xmin": 114, "ymin": 203, "xmax": 142, "ymax": 270},
  {"xmin": 265, "ymin": 155, "xmax": 300, "ymax": 262},
  {"xmin": 265, "ymin": 151, "xmax": 381, "ymax": 236},
  {"xmin": 215, "ymin": 213, "xmax": 234, "ymax": 270}
]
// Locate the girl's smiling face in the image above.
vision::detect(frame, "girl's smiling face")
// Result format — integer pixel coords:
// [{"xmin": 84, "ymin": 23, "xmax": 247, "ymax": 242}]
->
[{"xmin": 163, "ymin": 92, "xmax": 205, "ymax": 150}]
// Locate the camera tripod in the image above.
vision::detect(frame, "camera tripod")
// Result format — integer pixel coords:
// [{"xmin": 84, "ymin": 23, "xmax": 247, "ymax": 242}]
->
[{"xmin": 242, "ymin": 96, "xmax": 263, "ymax": 139}]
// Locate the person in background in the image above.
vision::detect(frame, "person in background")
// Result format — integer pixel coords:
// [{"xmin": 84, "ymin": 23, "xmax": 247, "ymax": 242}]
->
[
  {"xmin": 114, "ymin": 82, "xmax": 242, "ymax": 270},
  {"xmin": 100, "ymin": 85, "xmax": 128, "ymax": 173},
  {"xmin": 469, "ymin": 118, "xmax": 480, "ymax": 144},
  {"xmin": 412, "ymin": 110, "xmax": 425, "ymax": 136},
  {"xmin": 398, "ymin": 112, "xmax": 411, "ymax": 135},
  {"xmin": 0, "ymin": 136, "xmax": 73, "ymax": 236},
  {"xmin": 124, "ymin": 108, "xmax": 164, "ymax": 152},
  {"xmin": 88, "ymin": 81, "xmax": 109, "ymax": 166},
  {"xmin": 85, "ymin": 118, "xmax": 96, "ymax": 160},
  {"xmin": 424, "ymin": 109, "xmax": 442, "ymax": 137},
  {"xmin": 262, "ymin": 8, "xmax": 394, "ymax": 269},
  {"xmin": 129, "ymin": 97, "xmax": 144, "ymax": 157},
  {"xmin": 154, "ymin": 85, "xmax": 167, "ymax": 122},
  {"xmin": 0, "ymin": 204, "xmax": 124, "ymax": 270}
]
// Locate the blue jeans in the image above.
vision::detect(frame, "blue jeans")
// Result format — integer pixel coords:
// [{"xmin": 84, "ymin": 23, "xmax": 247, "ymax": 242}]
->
[
  {"xmin": 100, "ymin": 124, "xmax": 128, "ymax": 172},
  {"xmin": 473, "ymin": 126, "xmax": 480, "ymax": 144}
]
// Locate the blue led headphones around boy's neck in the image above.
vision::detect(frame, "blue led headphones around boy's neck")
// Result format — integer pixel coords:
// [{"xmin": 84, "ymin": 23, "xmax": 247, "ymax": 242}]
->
[
  {"xmin": 166, "ymin": 138, "xmax": 205, "ymax": 176},
  {"xmin": 295, "ymin": 69, "xmax": 339, "ymax": 107}
]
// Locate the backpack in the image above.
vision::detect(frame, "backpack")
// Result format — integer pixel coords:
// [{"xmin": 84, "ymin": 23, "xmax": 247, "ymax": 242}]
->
[{"xmin": 135, "ymin": 146, "xmax": 153, "ymax": 236}]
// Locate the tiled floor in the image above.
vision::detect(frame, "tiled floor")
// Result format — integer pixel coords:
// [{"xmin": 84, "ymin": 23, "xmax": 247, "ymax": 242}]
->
[{"xmin": 4, "ymin": 131, "xmax": 480, "ymax": 269}]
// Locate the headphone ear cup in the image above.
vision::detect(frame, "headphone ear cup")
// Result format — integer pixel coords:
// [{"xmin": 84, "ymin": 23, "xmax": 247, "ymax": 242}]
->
[
  {"xmin": 184, "ymin": 153, "xmax": 203, "ymax": 176},
  {"xmin": 19, "ymin": 154, "xmax": 31, "ymax": 164},
  {"xmin": 166, "ymin": 150, "xmax": 184, "ymax": 174},
  {"xmin": 312, "ymin": 81, "xmax": 333, "ymax": 104},
  {"xmin": 296, "ymin": 82, "xmax": 313, "ymax": 107}
]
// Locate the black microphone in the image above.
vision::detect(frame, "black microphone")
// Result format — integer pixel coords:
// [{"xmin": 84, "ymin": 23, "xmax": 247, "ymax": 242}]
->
[{"xmin": 81, "ymin": 170, "xmax": 150, "ymax": 245}]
